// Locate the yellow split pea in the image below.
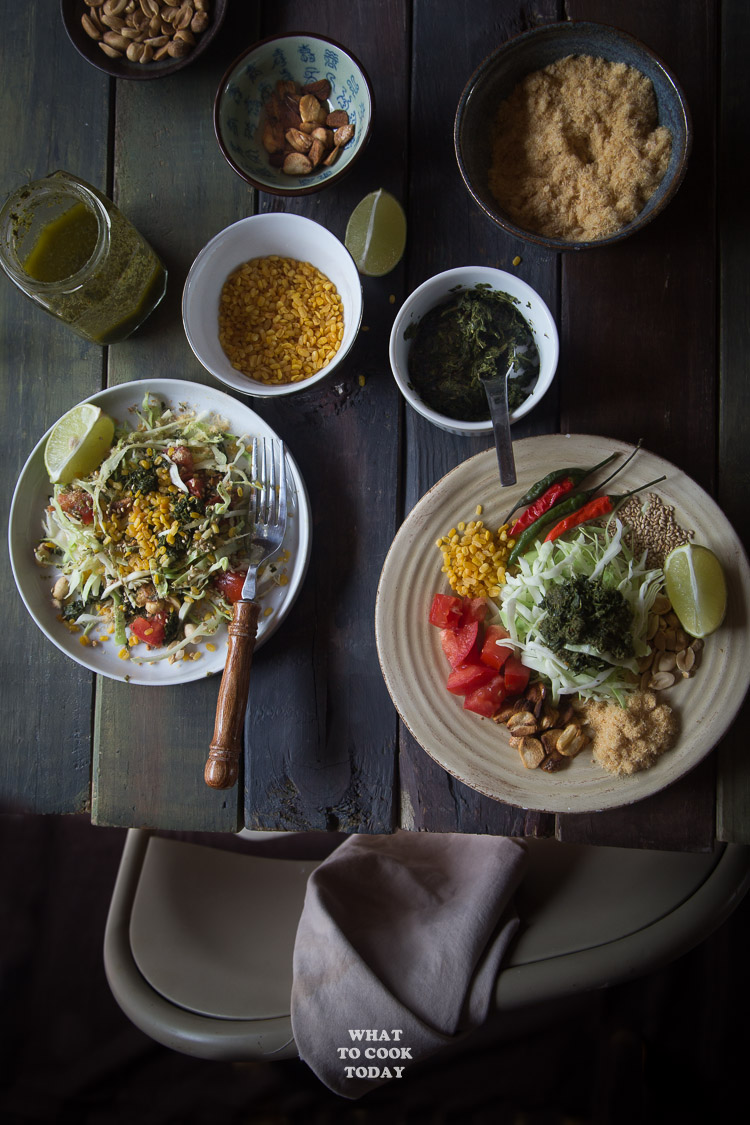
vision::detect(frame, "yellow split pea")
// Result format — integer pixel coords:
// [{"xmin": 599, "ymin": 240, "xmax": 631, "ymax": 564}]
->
[
  {"xmin": 218, "ymin": 255, "xmax": 345, "ymax": 385},
  {"xmin": 436, "ymin": 519, "xmax": 516, "ymax": 598}
]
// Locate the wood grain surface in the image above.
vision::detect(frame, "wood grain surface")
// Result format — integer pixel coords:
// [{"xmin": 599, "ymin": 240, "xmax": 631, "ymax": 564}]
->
[
  {"xmin": 715, "ymin": 0, "xmax": 750, "ymax": 845},
  {"xmin": 0, "ymin": 0, "xmax": 109, "ymax": 815},
  {"xmin": 555, "ymin": 0, "xmax": 720, "ymax": 849},
  {"xmin": 2, "ymin": 0, "xmax": 746, "ymax": 849},
  {"xmin": 92, "ymin": 0, "xmax": 260, "ymax": 831}
]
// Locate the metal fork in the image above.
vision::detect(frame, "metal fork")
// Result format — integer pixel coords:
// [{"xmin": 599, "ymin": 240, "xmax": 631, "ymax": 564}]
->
[{"xmin": 205, "ymin": 437, "xmax": 288, "ymax": 790}]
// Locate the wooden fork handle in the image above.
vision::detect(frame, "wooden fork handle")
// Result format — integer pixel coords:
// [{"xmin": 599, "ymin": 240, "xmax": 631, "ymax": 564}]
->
[{"xmin": 205, "ymin": 599, "xmax": 260, "ymax": 789}]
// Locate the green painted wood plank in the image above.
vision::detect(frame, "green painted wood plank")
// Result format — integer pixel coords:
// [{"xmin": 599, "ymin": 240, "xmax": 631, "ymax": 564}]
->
[
  {"xmin": 91, "ymin": 6, "xmax": 260, "ymax": 830},
  {"xmin": 1, "ymin": 0, "xmax": 110, "ymax": 814}
]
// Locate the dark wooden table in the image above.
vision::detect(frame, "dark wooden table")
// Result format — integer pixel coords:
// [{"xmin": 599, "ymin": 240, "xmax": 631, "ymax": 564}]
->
[{"xmin": 2, "ymin": 0, "xmax": 748, "ymax": 851}]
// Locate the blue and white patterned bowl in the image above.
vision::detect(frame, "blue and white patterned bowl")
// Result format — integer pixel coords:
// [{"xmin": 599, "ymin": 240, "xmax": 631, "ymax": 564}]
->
[{"xmin": 214, "ymin": 33, "xmax": 373, "ymax": 195}]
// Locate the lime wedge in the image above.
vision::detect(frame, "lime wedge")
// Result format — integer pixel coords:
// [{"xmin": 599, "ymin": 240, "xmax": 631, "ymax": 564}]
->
[
  {"xmin": 44, "ymin": 403, "xmax": 115, "ymax": 484},
  {"xmin": 663, "ymin": 543, "xmax": 727, "ymax": 638},
  {"xmin": 345, "ymin": 189, "xmax": 406, "ymax": 276}
]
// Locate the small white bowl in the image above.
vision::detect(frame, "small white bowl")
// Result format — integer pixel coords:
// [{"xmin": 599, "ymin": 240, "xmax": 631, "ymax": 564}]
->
[
  {"xmin": 182, "ymin": 213, "xmax": 363, "ymax": 398},
  {"xmin": 388, "ymin": 266, "xmax": 559, "ymax": 435}
]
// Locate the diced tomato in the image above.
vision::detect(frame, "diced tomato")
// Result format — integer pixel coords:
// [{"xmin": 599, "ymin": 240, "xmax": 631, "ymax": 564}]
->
[
  {"xmin": 130, "ymin": 609, "xmax": 170, "ymax": 648},
  {"xmin": 459, "ymin": 597, "xmax": 488, "ymax": 626},
  {"xmin": 171, "ymin": 445, "xmax": 194, "ymax": 476},
  {"xmin": 428, "ymin": 592, "xmax": 464, "ymax": 630},
  {"xmin": 185, "ymin": 475, "xmax": 205, "ymax": 499},
  {"xmin": 504, "ymin": 654, "xmax": 531, "ymax": 695},
  {"xmin": 463, "ymin": 675, "xmax": 508, "ymax": 717},
  {"xmin": 214, "ymin": 569, "xmax": 247, "ymax": 604},
  {"xmin": 445, "ymin": 661, "xmax": 496, "ymax": 696},
  {"xmin": 440, "ymin": 619, "xmax": 479, "ymax": 668},
  {"xmin": 480, "ymin": 625, "xmax": 513, "ymax": 671},
  {"xmin": 58, "ymin": 488, "xmax": 94, "ymax": 525}
]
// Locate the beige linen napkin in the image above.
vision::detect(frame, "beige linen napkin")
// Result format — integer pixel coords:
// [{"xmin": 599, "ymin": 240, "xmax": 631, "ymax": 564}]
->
[{"xmin": 291, "ymin": 830, "xmax": 527, "ymax": 1098}]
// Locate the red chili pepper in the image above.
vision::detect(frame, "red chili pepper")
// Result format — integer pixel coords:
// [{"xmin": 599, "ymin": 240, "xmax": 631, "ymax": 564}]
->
[
  {"xmin": 543, "ymin": 476, "xmax": 667, "ymax": 544},
  {"xmin": 510, "ymin": 477, "xmax": 575, "ymax": 537},
  {"xmin": 503, "ymin": 449, "xmax": 622, "ymax": 525}
]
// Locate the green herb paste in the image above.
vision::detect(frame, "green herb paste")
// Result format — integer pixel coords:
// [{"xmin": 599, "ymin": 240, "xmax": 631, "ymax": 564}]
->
[
  {"xmin": 538, "ymin": 575, "xmax": 634, "ymax": 674},
  {"xmin": 405, "ymin": 285, "xmax": 540, "ymax": 421}
]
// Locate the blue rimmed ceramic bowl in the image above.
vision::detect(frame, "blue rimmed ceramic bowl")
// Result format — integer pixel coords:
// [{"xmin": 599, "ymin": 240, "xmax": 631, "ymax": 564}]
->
[
  {"xmin": 214, "ymin": 33, "xmax": 373, "ymax": 195},
  {"xmin": 454, "ymin": 21, "xmax": 692, "ymax": 250}
]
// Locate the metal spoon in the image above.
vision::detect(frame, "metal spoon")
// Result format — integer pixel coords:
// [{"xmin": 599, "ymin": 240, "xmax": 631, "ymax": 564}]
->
[{"xmin": 481, "ymin": 356, "xmax": 517, "ymax": 486}]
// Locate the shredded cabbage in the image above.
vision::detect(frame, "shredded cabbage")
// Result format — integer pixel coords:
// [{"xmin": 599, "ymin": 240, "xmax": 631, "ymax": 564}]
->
[
  {"xmin": 34, "ymin": 393, "xmax": 284, "ymax": 665},
  {"xmin": 497, "ymin": 520, "xmax": 665, "ymax": 703}
]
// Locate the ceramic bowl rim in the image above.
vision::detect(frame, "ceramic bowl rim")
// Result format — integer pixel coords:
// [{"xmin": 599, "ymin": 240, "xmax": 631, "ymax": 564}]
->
[
  {"xmin": 213, "ymin": 30, "xmax": 375, "ymax": 196},
  {"xmin": 454, "ymin": 19, "xmax": 693, "ymax": 251},
  {"xmin": 388, "ymin": 265, "xmax": 560, "ymax": 435},
  {"xmin": 182, "ymin": 211, "xmax": 364, "ymax": 399}
]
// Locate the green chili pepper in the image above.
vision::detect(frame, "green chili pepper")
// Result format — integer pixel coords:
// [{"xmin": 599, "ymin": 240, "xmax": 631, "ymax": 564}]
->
[
  {"xmin": 503, "ymin": 448, "xmax": 633, "ymax": 525},
  {"xmin": 507, "ymin": 443, "xmax": 643, "ymax": 565},
  {"xmin": 542, "ymin": 476, "xmax": 667, "ymax": 544}
]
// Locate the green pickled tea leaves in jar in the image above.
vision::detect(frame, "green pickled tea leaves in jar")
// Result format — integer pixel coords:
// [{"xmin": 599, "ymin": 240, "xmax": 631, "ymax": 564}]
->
[{"xmin": 0, "ymin": 171, "xmax": 166, "ymax": 345}]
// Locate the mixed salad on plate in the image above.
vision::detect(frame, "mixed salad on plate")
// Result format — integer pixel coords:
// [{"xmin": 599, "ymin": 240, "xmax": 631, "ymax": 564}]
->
[
  {"xmin": 35, "ymin": 393, "xmax": 285, "ymax": 665},
  {"xmin": 428, "ymin": 447, "xmax": 725, "ymax": 777}
]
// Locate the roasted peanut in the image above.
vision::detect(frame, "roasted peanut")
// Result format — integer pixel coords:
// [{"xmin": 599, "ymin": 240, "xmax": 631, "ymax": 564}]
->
[
  {"xmin": 518, "ymin": 737, "xmax": 545, "ymax": 770},
  {"xmin": 506, "ymin": 711, "xmax": 538, "ymax": 739},
  {"xmin": 82, "ymin": 0, "xmax": 211, "ymax": 66}
]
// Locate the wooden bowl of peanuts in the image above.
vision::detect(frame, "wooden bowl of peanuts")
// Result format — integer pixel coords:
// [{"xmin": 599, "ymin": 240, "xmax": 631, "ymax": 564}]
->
[
  {"xmin": 61, "ymin": 0, "xmax": 228, "ymax": 80},
  {"xmin": 182, "ymin": 212, "xmax": 364, "ymax": 397},
  {"xmin": 214, "ymin": 33, "xmax": 373, "ymax": 195}
]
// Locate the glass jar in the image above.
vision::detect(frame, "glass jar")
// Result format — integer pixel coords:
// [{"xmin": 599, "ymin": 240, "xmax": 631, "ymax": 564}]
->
[{"xmin": 0, "ymin": 170, "xmax": 167, "ymax": 344}]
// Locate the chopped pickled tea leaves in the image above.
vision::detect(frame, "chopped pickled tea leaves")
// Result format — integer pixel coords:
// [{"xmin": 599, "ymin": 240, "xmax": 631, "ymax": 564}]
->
[
  {"xmin": 538, "ymin": 575, "xmax": 634, "ymax": 674},
  {"xmin": 406, "ymin": 285, "xmax": 540, "ymax": 421}
]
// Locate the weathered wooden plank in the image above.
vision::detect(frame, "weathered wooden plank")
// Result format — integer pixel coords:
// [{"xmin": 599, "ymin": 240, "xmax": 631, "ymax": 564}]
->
[
  {"xmin": 1, "ymin": 0, "xmax": 110, "ymax": 814},
  {"xmin": 716, "ymin": 0, "xmax": 750, "ymax": 845},
  {"xmin": 558, "ymin": 758, "xmax": 716, "ymax": 854},
  {"xmin": 242, "ymin": 0, "xmax": 405, "ymax": 833},
  {"xmin": 92, "ymin": 4, "xmax": 260, "ymax": 830},
  {"xmin": 398, "ymin": 0, "xmax": 560, "ymax": 833},
  {"xmin": 560, "ymin": 0, "xmax": 717, "ymax": 488},
  {"xmin": 399, "ymin": 728, "xmax": 555, "ymax": 837},
  {"xmin": 556, "ymin": 0, "xmax": 718, "ymax": 849}
]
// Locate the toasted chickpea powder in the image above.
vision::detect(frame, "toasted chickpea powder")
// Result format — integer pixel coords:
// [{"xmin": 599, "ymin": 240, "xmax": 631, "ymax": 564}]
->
[
  {"xmin": 584, "ymin": 690, "xmax": 678, "ymax": 776},
  {"xmin": 488, "ymin": 55, "xmax": 672, "ymax": 241},
  {"xmin": 218, "ymin": 255, "xmax": 344, "ymax": 385}
]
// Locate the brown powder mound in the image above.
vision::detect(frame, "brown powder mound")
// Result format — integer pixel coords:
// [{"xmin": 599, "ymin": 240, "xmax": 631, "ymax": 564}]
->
[
  {"xmin": 488, "ymin": 55, "xmax": 672, "ymax": 241},
  {"xmin": 585, "ymin": 690, "xmax": 679, "ymax": 776}
]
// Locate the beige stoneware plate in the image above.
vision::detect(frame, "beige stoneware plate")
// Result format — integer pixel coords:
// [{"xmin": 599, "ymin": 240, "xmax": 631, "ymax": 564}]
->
[{"xmin": 375, "ymin": 434, "xmax": 750, "ymax": 813}]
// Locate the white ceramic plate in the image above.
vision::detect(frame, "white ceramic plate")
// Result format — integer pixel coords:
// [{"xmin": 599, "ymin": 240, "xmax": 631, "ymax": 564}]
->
[
  {"xmin": 375, "ymin": 434, "xmax": 750, "ymax": 813},
  {"xmin": 9, "ymin": 379, "xmax": 311, "ymax": 686}
]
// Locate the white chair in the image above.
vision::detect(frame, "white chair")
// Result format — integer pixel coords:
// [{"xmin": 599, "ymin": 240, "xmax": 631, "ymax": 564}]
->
[{"xmin": 103, "ymin": 828, "xmax": 750, "ymax": 1061}]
